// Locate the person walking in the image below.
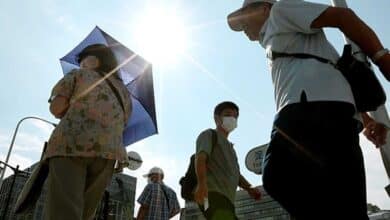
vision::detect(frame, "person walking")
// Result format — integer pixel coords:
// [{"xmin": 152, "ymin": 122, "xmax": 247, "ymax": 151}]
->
[
  {"xmin": 136, "ymin": 167, "xmax": 181, "ymax": 220},
  {"xmin": 227, "ymin": 0, "xmax": 390, "ymax": 219},
  {"xmin": 44, "ymin": 44, "xmax": 132, "ymax": 220},
  {"xmin": 194, "ymin": 101, "xmax": 261, "ymax": 220}
]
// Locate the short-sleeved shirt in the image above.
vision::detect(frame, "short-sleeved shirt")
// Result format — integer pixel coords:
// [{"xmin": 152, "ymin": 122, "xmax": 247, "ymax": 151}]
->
[
  {"xmin": 260, "ymin": 0, "xmax": 355, "ymax": 112},
  {"xmin": 196, "ymin": 129, "xmax": 240, "ymax": 204},
  {"xmin": 137, "ymin": 182, "xmax": 181, "ymax": 220},
  {"xmin": 45, "ymin": 69, "xmax": 132, "ymax": 164}
]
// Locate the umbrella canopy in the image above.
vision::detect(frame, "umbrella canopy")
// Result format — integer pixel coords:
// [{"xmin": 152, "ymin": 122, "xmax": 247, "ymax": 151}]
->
[{"xmin": 60, "ymin": 26, "xmax": 158, "ymax": 146}]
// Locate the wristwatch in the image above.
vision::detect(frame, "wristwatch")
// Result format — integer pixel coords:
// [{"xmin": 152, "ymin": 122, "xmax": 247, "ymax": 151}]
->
[
  {"xmin": 48, "ymin": 94, "xmax": 65, "ymax": 103},
  {"xmin": 371, "ymin": 48, "xmax": 389, "ymax": 63},
  {"xmin": 48, "ymin": 95, "xmax": 57, "ymax": 103}
]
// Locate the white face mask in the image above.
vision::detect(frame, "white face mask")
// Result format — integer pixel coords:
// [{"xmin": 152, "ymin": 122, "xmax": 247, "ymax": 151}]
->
[{"xmin": 221, "ymin": 116, "xmax": 237, "ymax": 132}]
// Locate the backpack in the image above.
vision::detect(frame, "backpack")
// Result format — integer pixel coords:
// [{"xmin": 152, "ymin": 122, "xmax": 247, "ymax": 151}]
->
[{"xmin": 179, "ymin": 129, "xmax": 217, "ymax": 201}]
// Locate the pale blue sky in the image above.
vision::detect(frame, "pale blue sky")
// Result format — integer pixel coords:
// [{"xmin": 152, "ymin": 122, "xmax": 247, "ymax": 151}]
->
[{"xmin": 1, "ymin": 0, "xmax": 390, "ymax": 215}]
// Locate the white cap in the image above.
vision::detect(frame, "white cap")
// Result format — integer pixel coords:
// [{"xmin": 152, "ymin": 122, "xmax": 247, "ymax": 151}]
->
[
  {"xmin": 228, "ymin": 0, "xmax": 277, "ymax": 31},
  {"xmin": 143, "ymin": 166, "xmax": 164, "ymax": 177}
]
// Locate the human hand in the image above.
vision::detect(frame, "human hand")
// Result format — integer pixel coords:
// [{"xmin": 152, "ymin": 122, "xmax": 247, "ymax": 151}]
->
[
  {"xmin": 247, "ymin": 187, "xmax": 262, "ymax": 201},
  {"xmin": 376, "ymin": 53, "xmax": 390, "ymax": 81},
  {"xmin": 194, "ymin": 183, "xmax": 208, "ymax": 205},
  {"xmin": 363, "ymin": 120, "xmax": 388, "ymax": 147},
  {"xmin": 113, "ymin": 161, "xmax": 125, "ymax": 173},
  {"xmin": 49, "ymin": 95, "xmax": 69, "ymax": 119},
  {"xmin": 114, "ymin": 166, "xmax": 123, "ymax": 173}
]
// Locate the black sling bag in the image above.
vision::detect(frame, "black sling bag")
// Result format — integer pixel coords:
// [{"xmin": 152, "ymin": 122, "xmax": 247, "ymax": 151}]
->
[{"xmin": 270, "ymin": 44, "xmax": 386, "ymax": 112}]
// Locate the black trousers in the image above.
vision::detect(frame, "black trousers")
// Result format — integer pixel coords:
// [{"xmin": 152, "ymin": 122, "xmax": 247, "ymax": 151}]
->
[{"xmin": 262, "ymin": 102, "xmax": 368, "ymax": 220}]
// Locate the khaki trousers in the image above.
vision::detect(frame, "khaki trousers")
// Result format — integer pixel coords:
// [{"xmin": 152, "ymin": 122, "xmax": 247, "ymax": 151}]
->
[{"xmin": 44, "ymin": 157, "xmax": 115, "ymax": 220}]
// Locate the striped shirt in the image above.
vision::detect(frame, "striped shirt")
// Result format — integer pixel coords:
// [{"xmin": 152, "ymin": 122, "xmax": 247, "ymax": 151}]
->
[{"xmin": 137, "ymin": 182, "xmax": 180, "ymax": 220}]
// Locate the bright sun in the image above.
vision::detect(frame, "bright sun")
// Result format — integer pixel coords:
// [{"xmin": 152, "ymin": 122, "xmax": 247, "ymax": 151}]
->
[{"xmin": 133, "ymin": 6, "xmax": 190, "ymax": 65}]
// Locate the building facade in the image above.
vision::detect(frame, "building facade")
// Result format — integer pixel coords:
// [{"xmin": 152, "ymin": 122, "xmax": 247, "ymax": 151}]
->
[
  {"xmin": 369, "ymin": 210, "xmax": 390, "ymax": 220},
  {"xmin": 95, "ymin": 174, "xmax": 137, "ymax": 220},
  {"xmin": 235, "ymin": 186, "xmax": 291, "ymax": 220},
  {"xmin": 0, "ymin": 164, "xmax": 137, "ymax": 220},
  {"xmin": 180, "ymin": 186, "xmax": 292, "ymax": 220},
  {"xmin": 0, "ymin": 168, "xmax": 32, "ymax": 220}
]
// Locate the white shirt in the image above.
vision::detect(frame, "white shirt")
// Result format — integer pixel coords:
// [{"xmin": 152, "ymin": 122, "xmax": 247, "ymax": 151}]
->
[{"xmin": 260, "ymin": 0, "xmax": 355, "ymax": 112}]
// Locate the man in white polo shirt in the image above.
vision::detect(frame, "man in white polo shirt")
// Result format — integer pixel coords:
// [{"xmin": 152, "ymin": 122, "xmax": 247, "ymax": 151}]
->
[{"xmin": 227, "ymin": 0, "xmax": 390, "ymax": 219}]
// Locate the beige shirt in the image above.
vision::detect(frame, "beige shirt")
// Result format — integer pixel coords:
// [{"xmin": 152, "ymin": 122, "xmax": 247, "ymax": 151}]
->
[{"xmin": 45, "ymin": 69, "xmax": 131, "ymax": 163}]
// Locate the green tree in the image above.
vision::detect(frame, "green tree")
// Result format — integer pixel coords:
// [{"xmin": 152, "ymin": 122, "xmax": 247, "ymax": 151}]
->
[{"xmin": 367, "ymin": 203, "xmax": 381, "ymax": 213}]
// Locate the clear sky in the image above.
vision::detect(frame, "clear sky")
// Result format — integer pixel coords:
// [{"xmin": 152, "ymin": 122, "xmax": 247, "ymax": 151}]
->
[{"xmin": 1, "ymin": 0, "xmax": 390, "ymax": 217}]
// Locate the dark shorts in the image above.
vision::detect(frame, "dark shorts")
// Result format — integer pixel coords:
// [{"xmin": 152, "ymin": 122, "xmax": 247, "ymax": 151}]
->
[{"xmin": 262, "ymin": 102, "xmax": 368, "ymax": 220}]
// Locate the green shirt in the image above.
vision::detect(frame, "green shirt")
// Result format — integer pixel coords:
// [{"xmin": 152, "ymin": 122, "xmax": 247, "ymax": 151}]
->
[
  {"xmin": 45, "ymin": 69, "xmax": 131, "ymax": 164},
  {"xmin": 196, "ymin": 129, "xmax": 240, "ymax": 204}
]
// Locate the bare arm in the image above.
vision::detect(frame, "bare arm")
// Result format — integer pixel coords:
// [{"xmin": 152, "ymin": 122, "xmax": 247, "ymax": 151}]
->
[
  {"xmin": 49, "ymin": 96, "xmax": 69, "ymax": 119},
  {"xmin": 312, "ymin": 7, "xmax": 382, "ymax": 57},
  {"xmin": 362, "ymin": 112, "xmax": 387, "ymax": 147},
  {"xmin": 194, "ymin": 152, "xmax": 208, "ymax": 204},
  {"xmin": 311, "ymin": 7, "xmax": 390, "ymax": 80},
  {"xmin": 239, "ymin": 174, "xmax": 262, "ymax": 200},
  {"xmin": 238, "ymin": 174, "xmax": 252, "ymax": 190},
  {"xmin": 136, "ymin": 205, "xmax": 149, "ymax": 220},
  {"xmin": 195, "ymin": 152, "xmax": 208, "ymax": 186},
  {"xmin": 361, "ymin": 112, "xmax": 374, "ymax": 126}
]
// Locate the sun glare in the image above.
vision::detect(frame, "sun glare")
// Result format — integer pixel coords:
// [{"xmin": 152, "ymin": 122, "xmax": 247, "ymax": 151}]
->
[{"xmin": 134, "ymin": 6, "xmax": 190, "ymax": 65}]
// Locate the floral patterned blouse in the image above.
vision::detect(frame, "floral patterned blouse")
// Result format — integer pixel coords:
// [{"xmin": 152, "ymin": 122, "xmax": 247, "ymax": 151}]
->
[{"xmin": 45, "ymin": 69, "xmax": 132, "ymax": 164}]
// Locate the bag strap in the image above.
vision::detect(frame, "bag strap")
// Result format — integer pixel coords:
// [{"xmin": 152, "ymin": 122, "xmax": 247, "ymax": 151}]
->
[
  {"xmin": 196, "ymin": 130, "xmax": 217, "ymax": 175},
  {"xmin": 270, "ymin": 50, "xmax": 336, "ymax": 66},
  {"xmin": 274, "ymin": 126, "xmax": 323, "ymax": 167},
  {"xmin": 96, "ymin": 71, "xmax": 126, "ymax": 115},
  {"xmin": 210, "ymin": 129, "xmax": 218, "ymax": 154},
  {"xmin": 160, "ymin": 185, "xmax": 171, "ymax": 212}
]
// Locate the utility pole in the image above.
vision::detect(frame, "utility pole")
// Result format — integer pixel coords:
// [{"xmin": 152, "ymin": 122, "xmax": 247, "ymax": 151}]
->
[{"xmin": 331, "ymin": 0, "xmax": 390, "ymax": 197}]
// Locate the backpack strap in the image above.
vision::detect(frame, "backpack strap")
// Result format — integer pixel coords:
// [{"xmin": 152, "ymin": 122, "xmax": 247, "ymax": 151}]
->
[
  {"xmin": 210, "ymin": 129, "xmax": 218, "ymax": 154},
  {"xmin": 199, "ymin": 129, "xmax": 218, "ymax": 169},
  {"xmin": 160, "ymin": 185, "xmax": 170, "ymax": 212}
]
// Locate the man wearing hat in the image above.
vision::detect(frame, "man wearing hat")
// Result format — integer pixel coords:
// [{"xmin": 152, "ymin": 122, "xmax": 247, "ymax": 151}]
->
[
  {"xmin": 136, "ymin": 167, "xmax": 180, "ymax": 220},
  {"xmin": 228, "ymin": 0, "xmax": 390, "ymax": 219}
]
